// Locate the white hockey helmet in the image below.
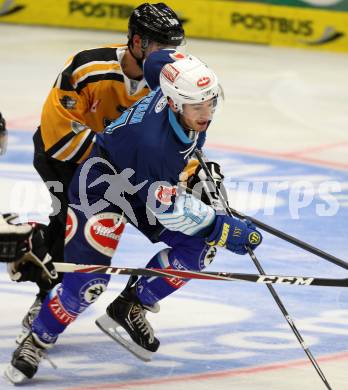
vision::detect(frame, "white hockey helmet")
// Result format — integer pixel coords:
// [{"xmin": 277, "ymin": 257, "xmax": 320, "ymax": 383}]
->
[{"xmin": 159, "ymin": 55, "xmax": 221, "ymax": 112}]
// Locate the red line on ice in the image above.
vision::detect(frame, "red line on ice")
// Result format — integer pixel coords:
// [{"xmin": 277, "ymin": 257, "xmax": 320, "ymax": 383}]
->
[
  {"xmin": 207, "ymin": 143, "xmax": 348, "ymax": 171},
  {"xmin": 62, "ymin": 350, "xmax": 348, "ymax": 390}
]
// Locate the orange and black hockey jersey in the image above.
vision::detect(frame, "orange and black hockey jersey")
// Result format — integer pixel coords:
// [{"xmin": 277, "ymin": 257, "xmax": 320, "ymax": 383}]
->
[{"xmin": 40, "ymin": 44, "xmax": 149, "ymax": 164}]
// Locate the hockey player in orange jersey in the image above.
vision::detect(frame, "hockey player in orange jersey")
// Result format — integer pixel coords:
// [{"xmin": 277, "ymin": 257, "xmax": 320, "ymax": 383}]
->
[{"xmin": 8, "ymin": 2, "xmax": 185, "ymax": 343}]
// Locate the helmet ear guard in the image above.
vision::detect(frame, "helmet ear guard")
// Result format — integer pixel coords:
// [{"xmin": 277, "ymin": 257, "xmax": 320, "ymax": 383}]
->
[{"xmin": 159, "ymin": 55, "xmax": 222, "ymax": 113}]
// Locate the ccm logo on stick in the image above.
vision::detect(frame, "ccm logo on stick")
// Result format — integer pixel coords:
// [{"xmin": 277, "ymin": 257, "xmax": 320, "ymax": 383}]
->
[{"xmin": 258, "ymin": 275, "xmax": 314, "ymax": 285}]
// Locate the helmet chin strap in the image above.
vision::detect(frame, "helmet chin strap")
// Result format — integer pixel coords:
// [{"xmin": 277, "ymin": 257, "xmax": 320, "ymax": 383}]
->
[
  {"xmin": 127, "ymin": 37, "xmax": 150, "ymax": 71},
  {"xmin": 127, "ymin": 41, "xmax": 146, "ymax": 70}
]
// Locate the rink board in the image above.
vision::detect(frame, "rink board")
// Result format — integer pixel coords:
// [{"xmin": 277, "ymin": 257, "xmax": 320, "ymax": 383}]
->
[{"xmin": 1, "ymin": 0, "xmax": 348, "ymax": 52}]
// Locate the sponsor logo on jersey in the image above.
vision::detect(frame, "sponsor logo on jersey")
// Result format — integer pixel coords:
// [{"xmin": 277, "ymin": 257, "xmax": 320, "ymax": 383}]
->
[
  {"xmin": 155, "ymin": 96, "xmax": 168, "ymax": 113},
  {"xmin": 84, "ymin": 212, "xmax": 125, "ymax": 257},
  {"xmin": 65, "ymin": 208, "xmax": 78, "ymax": 245},
  {"xmin": 48, "ymin": 294, "xmax": 77, "ymax": 325},
  {"xmin": 155, "ymin": 185, "xmax": 177, "ymax": 205},
  {"xmin": 197, "ymin": 77, "xmax": 211, "ymax": 88},
  {"xmin": 164, "ymin": 262, "xmax": 187, "ymax": 289},
  {"xmin": 80, "ymin": 278, "xmax": 107, "ymax": 305},
  {"xmin": 162, "ymin": 64, "xmax": 180, "ymax": 83}
]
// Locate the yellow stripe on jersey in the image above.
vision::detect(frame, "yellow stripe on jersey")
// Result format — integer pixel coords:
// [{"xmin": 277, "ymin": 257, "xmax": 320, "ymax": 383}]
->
[
  {"xmin": 51, "ymin": 129, "xmax": 93, "ymax": 161},
  {"xmin": 40, "ymin": 44, "xmax": 149, "ymax": 163}
]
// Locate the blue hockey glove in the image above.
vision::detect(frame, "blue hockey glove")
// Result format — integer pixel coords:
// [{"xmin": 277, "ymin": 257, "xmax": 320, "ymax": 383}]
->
[{"xmin": 207, "ymin": 215, "xmax": 262, "ymax": 255}]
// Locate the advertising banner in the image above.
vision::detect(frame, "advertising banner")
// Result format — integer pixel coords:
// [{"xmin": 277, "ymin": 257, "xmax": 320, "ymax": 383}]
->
[{"xmin": 1, "ymin": 0, "xmax": 348, "ymax": 52}]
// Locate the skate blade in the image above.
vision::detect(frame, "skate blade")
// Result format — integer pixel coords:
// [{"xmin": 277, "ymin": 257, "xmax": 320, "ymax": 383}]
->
[
  {"xmin": 4, "ymin": 364, "xmax": 30, "ymax": 384},
  {"xmin": 95, "ymin": 314, "xmax": 154, "ymax": 362}
]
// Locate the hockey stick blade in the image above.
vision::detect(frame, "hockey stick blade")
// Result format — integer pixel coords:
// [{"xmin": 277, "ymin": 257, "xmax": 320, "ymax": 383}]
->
[{"xmin": 53, "ymin": 262, "xmax": 348, "ymax": 288}]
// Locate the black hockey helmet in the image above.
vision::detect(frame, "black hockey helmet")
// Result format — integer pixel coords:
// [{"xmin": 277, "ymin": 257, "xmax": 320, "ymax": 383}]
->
[{"xmin": 128, "ymin": 3, "xmax": 185, "ymax": 48}]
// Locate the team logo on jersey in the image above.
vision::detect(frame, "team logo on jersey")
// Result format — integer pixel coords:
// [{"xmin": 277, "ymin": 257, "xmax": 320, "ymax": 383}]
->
[
  {"xmin": 65, "ymin": 208, "xmax": 78, "ymax": 245},
  {"xmin": 84, "ymin": 212, "xmax": 126, "ymax": 257},
  {"xmin": 197, "ymin": 77, "xmax": 211, "ymax": 88},
  {"xmin": 155, "ymin": 185, "xmax": 177, "ymax": 205},
  {"xmin": 60, "ymin": 95, "xmax": 77, "ymax": 109},
  {"xmin": 162, "ymin": 64, "xmax": 180, "ymax": 83},
  {"xmin": 80, "ymin": 278, "xmax": 107, "ymax": 305},
  {"xmin": 169, "ymin": 51, "xmax": 186, "ymax": 61},
  {"xmin": 155, "ymin": 96, "xmax": 168, "ymax": 113}
]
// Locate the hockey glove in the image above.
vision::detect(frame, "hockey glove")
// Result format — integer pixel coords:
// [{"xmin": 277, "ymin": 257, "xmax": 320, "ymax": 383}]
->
[
  {"xmin": 183, "ymin": 159, "xmax": 227, "ymax": 209},
  {"xmin": 0, "ymin": 213, "xmax": 32, "ymax": 262},
  {"xmin": 207, "ymin": 215, "xmax": 262, "ymax": 255},
  {"xmin": 7, "ymin": 222, "xmax": 58, "ymax": 286},
  {"xmin": 0, "ymin": 112, "xmax": 7, "ymax": 155}
]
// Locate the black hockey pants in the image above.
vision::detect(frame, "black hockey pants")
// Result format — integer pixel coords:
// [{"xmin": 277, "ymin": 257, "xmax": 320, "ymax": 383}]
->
[{"xmin": 33, "ymin": 128, "xmax": 78, "ymax": 295}]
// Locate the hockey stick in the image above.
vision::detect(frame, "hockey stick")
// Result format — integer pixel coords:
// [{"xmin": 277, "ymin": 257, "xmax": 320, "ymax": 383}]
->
[
  {"xmin": 195, "ymin": 150, "xmax": 348, "ymax": 270},
  {"xmin": 53, "ymin": 262, "xmax": 348, "ymax": 288},
  {"xmin": 194, "ymin": 150, "xmax": 333, "ymax": 390}
]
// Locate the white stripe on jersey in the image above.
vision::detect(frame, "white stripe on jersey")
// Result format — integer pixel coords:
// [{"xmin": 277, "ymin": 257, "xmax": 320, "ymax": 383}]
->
[
  {"xmin": 62, "ymin": 131, "xmax": 94, "ymax": 161},
  {"xmin": 72, "ymin": 69, "xmax": 123, "ymax": 89},
  {"xmin": 71, "ymin": 60, "xmax": 121, "ymax": 79},
  {"xmin": 155, "ymin": 193, "xmax": 215, "ymax": 236},
  {"xmin": 55, "ymin": 58, "xmax": 74, "ymax": 89}
]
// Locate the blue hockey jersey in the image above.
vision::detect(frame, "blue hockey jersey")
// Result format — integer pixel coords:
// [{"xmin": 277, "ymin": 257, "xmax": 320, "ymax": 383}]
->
[{"xmin": 95, "ymin": 85, "xmax": 215, "ymax": 236}]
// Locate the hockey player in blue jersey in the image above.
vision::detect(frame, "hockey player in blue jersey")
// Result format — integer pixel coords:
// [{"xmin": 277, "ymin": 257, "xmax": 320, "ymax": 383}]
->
[{"xmin": 5, "ymin": 51, "xmax": 262, "ymax": 383}]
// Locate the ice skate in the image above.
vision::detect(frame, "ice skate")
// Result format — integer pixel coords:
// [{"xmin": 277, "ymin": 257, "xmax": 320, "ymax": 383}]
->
[
  {"xmin": 4, "ymin": 333, "xmax": 52, "ymax": 384},
  {"xmin": 96, "ymin": 284, "xmax": 160, "ymax": 362},
  {"xmin": 16, "ymin": 295, "xmax": 43, "ymax": 344}
]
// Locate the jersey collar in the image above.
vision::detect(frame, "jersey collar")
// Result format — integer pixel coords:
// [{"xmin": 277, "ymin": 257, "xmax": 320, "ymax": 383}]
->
[{"xmin": 168, "ymin": 109, "xmax": 193, "ymax": 144}]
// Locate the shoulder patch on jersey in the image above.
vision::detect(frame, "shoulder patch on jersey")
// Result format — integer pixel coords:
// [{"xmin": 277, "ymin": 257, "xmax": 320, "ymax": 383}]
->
[
  {"xmin": 155, "ymin": 96, "xmax": 168, "ymax": 114},
  {"xmin": 60, "ymin": 95, "xmax": 77, "ymax": 109},
  {"xmin": 84, "ymin": 212, "xmax": 126, "ymax": 257}
]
